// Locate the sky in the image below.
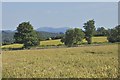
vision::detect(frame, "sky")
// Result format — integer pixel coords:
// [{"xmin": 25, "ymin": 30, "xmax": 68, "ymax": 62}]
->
[
  {"xmin": 1, "ymin": 0, "xmax": 120, "ymax": 2},
  {"xmin": 118, "ymin": 2, "xmax": 120, "ymax": 25},
  {"xmin": 2, "ymin": 2, "xmax": 118, "ymax": 30},
  {"xmin": 0, "ymin": 2, "xmax": 1, "ymax": 30}
]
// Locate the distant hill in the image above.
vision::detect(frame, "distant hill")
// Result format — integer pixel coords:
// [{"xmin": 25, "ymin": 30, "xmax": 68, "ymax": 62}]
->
[
  {"xmin": 36, "ymin": 27, "xmax": 69, "ymax": 33},
  {"xmin": 2, "ymin": 30, "xmax": 63, "ymax": 45},
  {"xmin": 37, "ymin": 31, "xmax": 61, "ymax": 39},
  {"xmin": 2, "ymin": 30, "xmax": 15, "ymax": 45}
]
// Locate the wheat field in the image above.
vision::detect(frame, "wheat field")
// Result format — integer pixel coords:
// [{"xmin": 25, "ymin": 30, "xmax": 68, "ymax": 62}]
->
[{"xmin": 2, "ymin": 44, "xmax": 118, "ymax": 78}]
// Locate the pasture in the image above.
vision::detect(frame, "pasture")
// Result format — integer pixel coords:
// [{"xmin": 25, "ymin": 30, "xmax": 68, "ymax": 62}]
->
[{"xmin": 2, "ymin": 44, "xmax": 118, "ymax": 78}]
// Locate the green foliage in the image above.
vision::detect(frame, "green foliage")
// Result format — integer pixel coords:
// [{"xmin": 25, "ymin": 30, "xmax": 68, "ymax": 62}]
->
[
  {"xmin": 83, "ymin": 19, "xmax": 95, "ymax": 44},
  {"xmin": 36, "ymin": 31, "xmax": 45, "ymax": 41},
  {"xmin": 2, "ymin": 31, "xmax": 15, "ymax": 45},
  {"xmin": 63, "ymin": 28, "xmax": 84, "ymax": 47},
  {"xmin": 74, "ymin": 28, "xmax": 85, "ymax": 44},
  {"xmin": 61, "ymin": 36, "xmax": 65, "ymax": 43},
  {"xmin": 36, "ymin": 31, "xmax": 65, "ymax": 41},
  {"xmin": 64, "ymin": 29, "xmax": 74, "ymax": 47},
  {"xmin": 95, "ymin": 27, "xmax": 108, "ymax": 36},
  {"xmin": 2, "ymin": 30, "xmax": 62, "ymax": 45},
  {"xmin": 107, "ymin": 25, "xmax": 120, "ymax": 43},
  {"xmin": 51, "ymin": 33, "xmax": 64, "ymax": 40},
  {"xmin": 14, "ymin": 22, "xmax": 39, "ymax": 48}
]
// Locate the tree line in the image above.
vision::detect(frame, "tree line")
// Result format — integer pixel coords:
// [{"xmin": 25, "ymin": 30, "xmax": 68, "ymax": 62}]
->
[
  {"xmin": 2, "ymin": 30, "xmax": 63, "ymax": 45},
  {"xmin": 12, "ymin": 20, "xmax": 120, "ymax": 48}
]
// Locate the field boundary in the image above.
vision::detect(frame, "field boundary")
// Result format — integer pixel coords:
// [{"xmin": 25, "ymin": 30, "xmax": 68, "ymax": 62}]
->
[{"xmin": 2, "ymin": 43, "xmax": 118, "ymax": 51}]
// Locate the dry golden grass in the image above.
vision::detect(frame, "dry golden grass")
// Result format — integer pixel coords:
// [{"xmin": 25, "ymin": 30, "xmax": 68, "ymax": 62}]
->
[
  {"xmin": 2, "ymin": 44, "xmax": 118, "ymax": 78},
  {"xmin": 0, "ymin": 54, "xmax": 2, "ymax": 79}
]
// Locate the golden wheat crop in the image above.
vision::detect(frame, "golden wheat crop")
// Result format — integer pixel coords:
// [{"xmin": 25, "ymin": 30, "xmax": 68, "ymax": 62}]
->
[{"xmin": 2, "ymin": 44, "xmax": 118, "ymax": 78}]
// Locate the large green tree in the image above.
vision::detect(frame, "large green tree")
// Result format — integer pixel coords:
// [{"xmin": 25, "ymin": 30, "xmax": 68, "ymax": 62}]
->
[
  {"xmin": 83, "ymin": 20, "xmax": 95, "ymax": 44},
  {"xmin": 61, "ymin": 28, "xmax": 84, "ymax": 47},
  {"xmin": 14, "ymin": 22, "xmax": 39, "ymax": 48}
]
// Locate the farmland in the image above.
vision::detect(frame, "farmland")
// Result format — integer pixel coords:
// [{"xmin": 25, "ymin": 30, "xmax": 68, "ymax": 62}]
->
[
  {"xmin": 0, "ymin": 54, "xmax": 1, "ymax": 79},
  {"xmin": 2, "ymin": 44, "xmax": 118, "ymax": 78},
  {"xmin": 2, "ymin": 2, "xmax": 120, "ymax": 79},
  {"xmin": 1, "ymin": 36, "xmax": 108, "ymax": 49},
  {"xmin": 40, "ymin": 39, "xmax": 63, "ymax": 46},
  {"xmin": 1, "ymin": 36, "xmax": 118, "ymax": 78}
]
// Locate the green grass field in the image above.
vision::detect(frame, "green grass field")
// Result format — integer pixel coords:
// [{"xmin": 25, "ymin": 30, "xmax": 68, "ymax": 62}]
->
[
  {"xmin": 1, "ymin": 36, "xmax": 108, "ymax": 49},
  {"xmin": 2, "ymin": 44, "xmax": 118, "ymax": 78}
]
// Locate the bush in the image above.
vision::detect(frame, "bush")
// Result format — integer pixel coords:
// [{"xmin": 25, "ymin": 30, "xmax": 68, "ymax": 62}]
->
[
  {"xmin": 107, "ymin": 25, "xmax": 120, "ymax": 43},
  {"xmin": 63, "ymin": 28, "xmax": 84, "ymax": 47}
]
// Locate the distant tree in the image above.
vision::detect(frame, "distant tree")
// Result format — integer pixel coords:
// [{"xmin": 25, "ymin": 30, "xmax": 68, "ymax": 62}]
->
[
  {"xmin": 2, "ymin": 31, "xmax": 15, "ymax": 45},
  {"xmin": 2, "ymin": 39, "xmax": 13, "ymax": 45},
  {"xmin": 51, "ymin": 34, "xmax": 65, "ymax": 40},
  {"xmin": 62, "ymin": 28, "xmax": 84, "ymax": 47},
  {"xmin": 95, "ymin": 27, "xmax": 108, "ymax": 36},
  {"xmin": 14, "ymin": 22, "xmax": 39, "ymax": 48},
  {"xmin": 36, "ymin": 31, "xmax": 45, "ymax": 41},
  {"xmin": 107, "ymin": 25, "xmax": 120, "ymax": 42},
  {"xmin": 59, "ymin": 32, "xmax": 64, "ymax": 34},
  {"xmin": 83, "ymin": 20, "xmax": 95, "ymax": 44}
]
